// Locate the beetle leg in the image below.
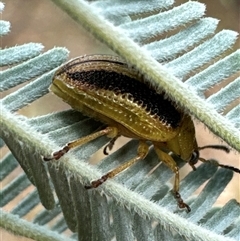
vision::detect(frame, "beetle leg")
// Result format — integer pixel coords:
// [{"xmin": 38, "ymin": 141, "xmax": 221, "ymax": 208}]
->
[
  {"xmin": 153, "ymin": 145, "xmax": 191, "ymax": 212},
  {"xmin": 103, "ymin": 134, "xmax": 121, "ymax": 155},
  {"xmin": 43, "ymin": 126, "xmax": 118, "ymax": 161},
  {"xmin": 85, "ymin": 141, "xmax": 149, "ymax": 189}
]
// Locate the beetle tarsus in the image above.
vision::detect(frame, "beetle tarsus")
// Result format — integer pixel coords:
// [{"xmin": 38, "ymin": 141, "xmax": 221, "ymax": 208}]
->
[
  {"xmin": 42, "ymin": 155, "xmax": 53, "ymax": 162},
  {"xmin": 43, "ymin": 146, "xmax": 70, "ymax": 161},
  {"xmin": 174, "ymin": 191, "xmax": 191, "ymax": 213},
  {"xmin": 103, "ymin": 135, "xmax": 119, "ymax": 155},
  {"xmin": 85, "ymin": 174, "xmax": 109, "ymax": 189}
]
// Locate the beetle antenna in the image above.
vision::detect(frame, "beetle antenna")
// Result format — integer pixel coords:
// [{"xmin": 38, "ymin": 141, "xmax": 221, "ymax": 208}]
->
[
  {"xmin": 189, "ymin": 145, "xmax": 240, "ymax": 174},
  {"xmin": 218, "ymin": 164, "xmax": 240, "ymax": 173},
  {"xmin": 198, "ymin": 145, "xmax": 230, "ymax": 153},
  {"xmin": 197, "ymin": 144, "xmax": 240, "ymax": 174},
  {"xmin": 198, "ymin": 157, "xmax": 240, "ymax": 173},
  {"xmin": 198, "ymin": 145, "xmax": 240, "ymax": 173},
  {"xmin": 194, "ymin": 145, "xmax": 240, "ymax": 173}
]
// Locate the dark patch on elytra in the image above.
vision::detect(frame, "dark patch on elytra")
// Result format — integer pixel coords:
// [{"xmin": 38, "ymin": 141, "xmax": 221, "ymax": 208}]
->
[{"xmin": 66, "ymin": 70, "xmax": 182, "ymax": 128}]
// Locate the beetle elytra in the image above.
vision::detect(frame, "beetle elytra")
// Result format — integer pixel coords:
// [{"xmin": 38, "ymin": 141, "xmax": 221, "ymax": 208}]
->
[{"xmin": 44, "ymin": 55, "xmax": 240, "ymax": 212}]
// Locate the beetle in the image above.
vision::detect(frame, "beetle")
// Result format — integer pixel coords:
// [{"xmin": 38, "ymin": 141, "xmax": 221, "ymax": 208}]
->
[{"xmin": 44, "ymin": 55, "xmax": 239, "ymax": 212}]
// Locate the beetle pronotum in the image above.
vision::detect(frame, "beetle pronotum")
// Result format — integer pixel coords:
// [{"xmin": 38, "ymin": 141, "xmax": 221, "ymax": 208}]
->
[{"xmin": 44, "ymin": 55, "xmax": 239, "ymax": 212}]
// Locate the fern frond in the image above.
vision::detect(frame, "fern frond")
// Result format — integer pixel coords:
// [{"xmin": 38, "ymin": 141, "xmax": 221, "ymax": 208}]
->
[{"xmin": 1, "ymin": 1, "xmax": 239, "ymax": 241}]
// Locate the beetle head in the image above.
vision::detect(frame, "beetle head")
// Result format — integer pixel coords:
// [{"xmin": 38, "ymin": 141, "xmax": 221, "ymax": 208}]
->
[{"xmin": 166, "ymin": 115, "xmax": 197, "ymax": 161}]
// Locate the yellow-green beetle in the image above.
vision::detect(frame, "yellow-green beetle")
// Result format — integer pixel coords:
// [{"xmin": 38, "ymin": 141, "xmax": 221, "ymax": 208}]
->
[{"xmin": 44, "ymin": 55, "xmax": 239, "ymax": 212}]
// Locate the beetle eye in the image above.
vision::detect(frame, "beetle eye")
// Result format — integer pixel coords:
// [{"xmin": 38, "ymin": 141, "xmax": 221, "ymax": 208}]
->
[{"xmin": 188, "ymin": 150, "xmax": 199, "ymax": 170}]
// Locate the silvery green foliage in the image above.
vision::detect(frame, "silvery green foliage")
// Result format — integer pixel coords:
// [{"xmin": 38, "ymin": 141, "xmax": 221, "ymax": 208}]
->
[
  {"xmin": 0, "ymin": 2, "xmax": 10, "ymax": 36},
  {"xmin": 0, "ymin": 1, "xmax": 239, "ymax": 241}
]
